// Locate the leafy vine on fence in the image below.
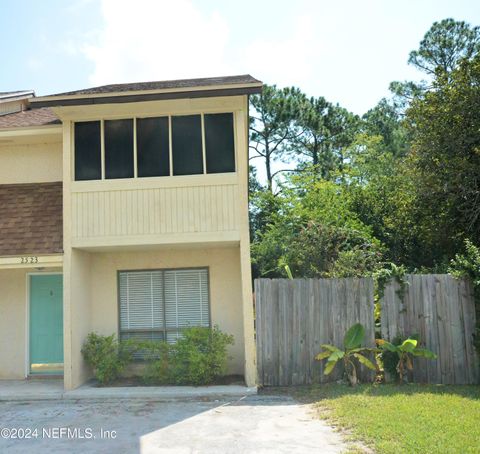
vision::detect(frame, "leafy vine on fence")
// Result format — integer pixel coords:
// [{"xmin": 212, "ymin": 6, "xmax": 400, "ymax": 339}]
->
[
  {"xmin": 374, "ymin": 263, "xmax": 409, "ymax": 301},
  {"xmin": 448, "ymin": 239, "xmax": 480, "ymax": 355}
]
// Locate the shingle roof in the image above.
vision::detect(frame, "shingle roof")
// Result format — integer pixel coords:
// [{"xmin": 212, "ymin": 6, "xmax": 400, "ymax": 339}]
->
[
  {"xmin": 0, "ymin": 107, "xmax": 60, "ymax": 129},
  {"xmin": 46, "ymin": 74, "xmax": 262, "ymax": 97},
  {"xmin": 0, "ymin": 182, "xmax": 63, "ymax": 256}
]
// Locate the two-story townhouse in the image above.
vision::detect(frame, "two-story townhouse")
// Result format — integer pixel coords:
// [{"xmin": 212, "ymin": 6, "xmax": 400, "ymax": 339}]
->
[{"xmin": 0, "ymin": 75, "xmax": 262, "ymax": 390}]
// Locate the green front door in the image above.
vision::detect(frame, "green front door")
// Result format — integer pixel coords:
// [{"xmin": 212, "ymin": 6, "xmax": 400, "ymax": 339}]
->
[{"xmin": 29, "ymin": 274, "xmax": 63, "ymax": 375}]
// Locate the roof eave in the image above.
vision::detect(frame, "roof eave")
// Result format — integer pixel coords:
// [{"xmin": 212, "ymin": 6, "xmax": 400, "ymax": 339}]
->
[
  {"xmin": 0, "ymin": 124, "xmax": 62, "ymax": 138},
  {"xmin": 31, "ymin": 83, "xmax": 263, "ymax": 108}
]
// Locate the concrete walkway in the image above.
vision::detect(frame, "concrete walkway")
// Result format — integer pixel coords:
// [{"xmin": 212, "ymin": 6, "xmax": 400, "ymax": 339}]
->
[
  {"xmin": 0, "ymin": 379, "xmax": 257, "ymax": 402},
  {"xmin": 0, "ymin": 395, "xmax": 347, "ymax": 453}
]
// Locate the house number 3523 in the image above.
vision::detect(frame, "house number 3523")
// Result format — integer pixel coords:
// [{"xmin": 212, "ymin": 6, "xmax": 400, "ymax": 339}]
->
[{"xmin": 20, "ymin": 256, "xmax": 38, "ymax": 264}]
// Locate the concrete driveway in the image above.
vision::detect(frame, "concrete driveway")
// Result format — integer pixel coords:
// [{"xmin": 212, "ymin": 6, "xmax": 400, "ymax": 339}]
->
[{"xmin": 0, "ymin": 395, "xmax": 347, "ymax": 453}]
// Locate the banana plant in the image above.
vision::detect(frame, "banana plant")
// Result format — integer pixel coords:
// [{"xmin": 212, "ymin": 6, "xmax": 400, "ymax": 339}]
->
[
  {"xmin": 377, "ymin": 337, "xmax": 437, "ymax": 383},
  {"xmin": 315, "ymin": 323, "xmax": 377, "ymax": 386}
]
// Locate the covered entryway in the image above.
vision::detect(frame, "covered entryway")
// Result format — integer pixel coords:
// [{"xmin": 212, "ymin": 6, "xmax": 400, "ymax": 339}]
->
[
  {"xmin": 29, "ymin": 274, "xmax": 63, "ymax": 375},
  {"xmin": 0, "ymin": 181, "xmax": 64, "ymax": 380}
]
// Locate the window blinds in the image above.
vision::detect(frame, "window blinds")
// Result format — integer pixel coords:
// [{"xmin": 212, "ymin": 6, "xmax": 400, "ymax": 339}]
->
[{"xmin": 119, "ymin": 268, "xmax": 209, "ymax": 342}]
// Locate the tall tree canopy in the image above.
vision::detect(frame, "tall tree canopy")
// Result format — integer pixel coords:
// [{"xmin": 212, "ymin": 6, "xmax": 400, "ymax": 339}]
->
[
  {"xmin": 288, "ymin": 96, "xmax": 359, "ymax": 178},
  {"xmin": 249, "ymin": 17, "xmax": 480, "ymax": 278},
  {"xmin": 408, "ymin": 18, "xmax": 480, "ymax": 75},
  {"xmin": 390, "ymin": 18, "xmax": 480, "ymax": 108},
  {"xmin": 249, "ymin": 85, "xmax": 303, "ymax": 192},
  {"xmin": 405, "ymin": 54, "xmax": 480, "ymax": 263}
]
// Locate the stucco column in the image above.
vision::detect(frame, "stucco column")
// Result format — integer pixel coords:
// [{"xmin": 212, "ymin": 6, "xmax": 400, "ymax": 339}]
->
[
  {"xmin": 62, "ymin": 120, "xmax": 92, "ymax": 390},
  {"xmin": 236, "ymin": 99, "xmax": 256, "ymax": 387},
  {"xmin": 240, "ymin": 239, "xmax": 256, "ymax": 387}
]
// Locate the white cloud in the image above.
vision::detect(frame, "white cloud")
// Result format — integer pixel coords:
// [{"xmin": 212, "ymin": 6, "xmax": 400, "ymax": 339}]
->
[
  {"xmin": 241, "ymin": 15, "xmax": 318, "ymax": 89},
  {"xmin": 82, "ymin": 0, "xmax": 322, "ymax": 91},
  {"xmin": 83, "ymin": 0, "xmax": 231, "ymax": 85}
]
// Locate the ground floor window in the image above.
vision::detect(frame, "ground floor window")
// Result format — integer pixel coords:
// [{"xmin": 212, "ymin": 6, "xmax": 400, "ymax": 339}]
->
[{"xmin": 118, "ymin": 268, "xmax": 210, "ymax": 343}]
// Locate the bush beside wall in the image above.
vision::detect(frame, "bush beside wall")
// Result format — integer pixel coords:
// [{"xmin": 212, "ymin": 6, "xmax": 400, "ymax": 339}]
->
[{"xmin": 81, "ymin": 326, "xmax": 234, "ymax": 386}]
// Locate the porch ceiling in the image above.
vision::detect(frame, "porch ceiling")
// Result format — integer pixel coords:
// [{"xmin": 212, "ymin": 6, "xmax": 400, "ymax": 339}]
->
[{"xmin": 73, "ymin": 239, "xmax": 240, "ymax": 253}]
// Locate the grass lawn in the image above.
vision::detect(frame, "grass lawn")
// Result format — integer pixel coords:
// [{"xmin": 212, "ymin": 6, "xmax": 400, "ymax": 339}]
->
[{"xmin": 293, "ymin": 383, "xmax": 480, "ymax": 454}]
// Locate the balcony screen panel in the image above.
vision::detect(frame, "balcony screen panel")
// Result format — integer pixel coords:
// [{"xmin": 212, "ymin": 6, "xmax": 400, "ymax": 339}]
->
[
  {"xmin": 205, "ymin": 113, "xmax": 235, "ymax": 173},
  {"xmin": 137, "ymin": 117, "xmax": 170, "ymax": 177},
  {"xmin": 74, "ymin": 121, "xmax": 101, "ymax": 181},
  {"xmin": 105, "ymin": 119, "xmax": 134, "ymax": 179},
  {"xmin": 171, "ymin": 115, "xmax": 203, "ymax": 175}
]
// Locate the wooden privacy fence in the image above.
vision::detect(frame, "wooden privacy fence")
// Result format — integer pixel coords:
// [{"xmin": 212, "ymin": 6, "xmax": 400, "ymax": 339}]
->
[
  {"xmin": 255, "ymin": 274, "xmax": 479, "ymax": 386},
  {"xmin": 255, "ymin": 278, "xmax": 375, "ymax": 386},
  {"xmin": 381, "ymin": 274, "xmax": 479, "ymax": 385}
]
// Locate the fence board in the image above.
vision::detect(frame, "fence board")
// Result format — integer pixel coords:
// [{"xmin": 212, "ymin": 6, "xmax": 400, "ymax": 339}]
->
[
  {"xmin": 380, "ymin": 274, "xmax": 479, "ymax": 385},
  {"xmin": 256, "ymin": 274, "xmax": 478, "ymax": 386},
  {"xmin": 255, "ymin": 277, "xmax": 375, "ymax": 386}
]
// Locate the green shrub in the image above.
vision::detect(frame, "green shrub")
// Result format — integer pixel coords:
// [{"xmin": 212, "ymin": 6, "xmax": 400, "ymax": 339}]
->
[
  {"xmin": 169, "ymin": 326, "xmax": 234, "ymax": 385},
  {"xmin": 315, "ymin": 323, "xmax": 377, "ymax": 386},
  {"xmin": 81, "ymin": 333, "xmax": 135, "ymax": 385},
  {"xmin": 82, "ymin": 327, "xmax": 234, "ymax": 386},
  {"xmin": 141, "ymin": 341, "xmax": 171, "ymax": 385},
  {"xmin": 381, "ymin": 335, "xmax": 409, "ymax": 381},
  {"xmin": 377, "ymin": 334, "xmax": 436, "ymax": 383}
]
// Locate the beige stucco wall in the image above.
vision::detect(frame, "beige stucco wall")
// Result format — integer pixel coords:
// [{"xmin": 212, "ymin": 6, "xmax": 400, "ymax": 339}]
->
[
  {"xmin": 0, "ymin": 269, "xmax": 27, "ymax": 378},
  {"xmin": 0, "ymin": 141, "xmax": 62, "ymax": 184},
  {"xmin": 84, "ymin": 245, "xmax": 245, "ymax": 375}
]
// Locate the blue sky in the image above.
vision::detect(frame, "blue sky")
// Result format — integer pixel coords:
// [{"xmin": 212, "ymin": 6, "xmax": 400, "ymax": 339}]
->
[{"xmin": 1, "ymin": 0, "xmax": 479, "ymax": 114}]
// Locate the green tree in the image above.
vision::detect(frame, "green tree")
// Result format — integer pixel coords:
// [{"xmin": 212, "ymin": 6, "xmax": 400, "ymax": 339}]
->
[
  {"xmin": 405, "ymin": 54, "xmax": 480, "ymax": 263},
  {"xmin": 249, "ymin": 85, "xmax": 303, "ymax": 192},
  {"xmin": 390, "ymin": 19, "xmax": 480, "ymax": 109},
  {"xmin": 409, "ymin": 18, "xmax": 480, "ymax": 75},
  {"xmin": 251, "ymin": 170, "xmax": 384, "ymax": 278},
  {"xmin": 287, "ymin": 96, "xmax": 359, "ymax": 178},
  {"xmin": 362, "ymin": 99, "xmax": 408, "ymax": 156},
  {"xmin": 344, "ymin": 133, "xmax": 417, "ymax": 266}
]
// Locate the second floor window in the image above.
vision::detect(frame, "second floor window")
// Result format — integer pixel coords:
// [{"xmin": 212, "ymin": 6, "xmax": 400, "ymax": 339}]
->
[
  {"xmin": 105, "ymin": 119, "xmax": 134, "ymax": 179},
  {"xmin": 172, "ymin": 115, "xmax": 203, "ymax": 175},
  {"xmin": 137, "ymin": 117, "xmax": 170, "ymax": 177},
  {"xmin": 74, "ymin": 112, "xmax": 236, "ymax": 181},
  {"xmin": 74, "ymin": 121, "xmax": 101, "ymax": 181}
]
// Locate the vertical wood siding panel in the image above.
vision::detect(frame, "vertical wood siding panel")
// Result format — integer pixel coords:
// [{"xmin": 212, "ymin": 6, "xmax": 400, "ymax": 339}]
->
[
  {"xmin": 153, "ymin": 189, "xmax": 159, "ymax": 234},
  {"xmin": 171, "ymin": 188, "xmax": 178, "ymax": 233},
  {"xmin": 159, "ymin": 188, "xmax": 165, "ymax": 234},
  {"xmin": 72, "ymin": 183, "xmax": 239, "ymax": 241},
  {"xmin": 194, "ymin": 186, "xmax": 201, "ymax": 232},
  {"xmin": 189, "ymin": 187, "xmax": 195, "ymax": 232},
  {"xmin": 164, "ymin": 188, "xmax": 171, "ymax": 233},
  {"xmin": 205, "ymin": 186, "xmax": 212, "ymax": 232},
  {"xmin": 199, "ymin": 186, "xmax": 206, "ymax": 232},
  {"xmin": 83, "ymin": 193, "xmax": 88, "ymax": 238}
]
